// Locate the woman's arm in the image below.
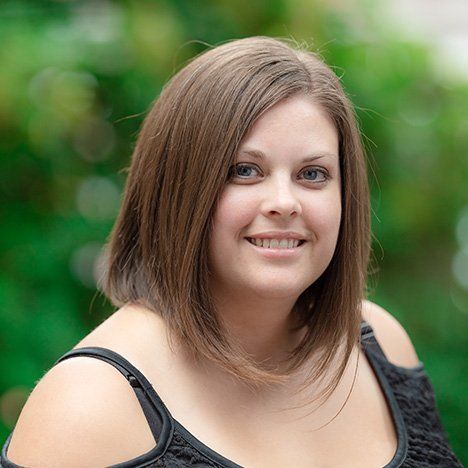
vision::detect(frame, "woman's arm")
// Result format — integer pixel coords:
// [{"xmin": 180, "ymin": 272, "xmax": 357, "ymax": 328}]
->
[{"xmin": 5, "ymin": 356, "xmax": 156, "ymax": 468}]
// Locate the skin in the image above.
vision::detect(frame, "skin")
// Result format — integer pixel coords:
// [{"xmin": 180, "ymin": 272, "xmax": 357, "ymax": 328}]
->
[{"xmin": 208, "ymin": 94, "xmax": 342, "ymax": 365}]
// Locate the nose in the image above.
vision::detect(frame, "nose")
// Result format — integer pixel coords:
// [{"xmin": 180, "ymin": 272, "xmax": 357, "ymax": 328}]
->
[{"xmin": 260, "ymin": 175, "xmax": 302, "ymax": 218}]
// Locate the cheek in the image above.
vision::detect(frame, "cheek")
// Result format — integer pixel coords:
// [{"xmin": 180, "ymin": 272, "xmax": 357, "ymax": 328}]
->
[
  {"xmin": 212, "ymin": 189, "xmax": 256, "ymax": 237},
  {"xmin": 208, "ymin": 191, "xmax": 253, "ymax": 269},
  {"xmin": 304, "ymin": 194, "xmax": 342, "ymax": 239}
]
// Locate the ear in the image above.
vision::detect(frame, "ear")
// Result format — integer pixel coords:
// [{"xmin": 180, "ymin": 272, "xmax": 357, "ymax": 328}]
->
[{"xmin": 361, "ymin": 299, "xmax": 421, "ymax": 369}]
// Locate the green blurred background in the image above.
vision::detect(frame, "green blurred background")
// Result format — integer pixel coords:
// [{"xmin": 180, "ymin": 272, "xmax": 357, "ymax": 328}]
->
[{"xmin": 1, "ymin": 0, "xmax": 467, "ymax": 463}]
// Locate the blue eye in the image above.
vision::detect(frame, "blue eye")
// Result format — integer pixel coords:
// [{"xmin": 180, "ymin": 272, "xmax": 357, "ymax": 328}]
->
[
  {"xmin": 300, "ymin": 168, "xmax": 329, "ymax": 182},
  {"xmin": 229, "ymin": 163, "xmax": 260, "ymax": 179}
]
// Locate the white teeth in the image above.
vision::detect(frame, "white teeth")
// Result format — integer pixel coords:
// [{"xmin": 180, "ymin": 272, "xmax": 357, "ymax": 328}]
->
[{"xmin": 248, "ymin": 238, "xmax": 302, "ymax": 249}]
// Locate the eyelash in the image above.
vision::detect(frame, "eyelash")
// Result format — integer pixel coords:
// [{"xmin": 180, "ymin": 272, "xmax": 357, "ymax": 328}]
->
[{"xmin": 228, "ymin": 163, "xmax": 330, "ymax": 184}]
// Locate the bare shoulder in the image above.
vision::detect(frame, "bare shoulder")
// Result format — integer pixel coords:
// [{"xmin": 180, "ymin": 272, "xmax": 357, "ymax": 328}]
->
[
  {"xmin": 6, "ymin": 354, "xmax": 156, "ymax": 468},
  {"xmin": 361, "ymin": 299, "xmax": 421, "ymax": 368}
]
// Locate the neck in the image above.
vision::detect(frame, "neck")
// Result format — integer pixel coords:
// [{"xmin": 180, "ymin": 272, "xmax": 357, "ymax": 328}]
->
[{"xmin": 211, "ymin": 286, "xmax": 306, "ymax": 367}]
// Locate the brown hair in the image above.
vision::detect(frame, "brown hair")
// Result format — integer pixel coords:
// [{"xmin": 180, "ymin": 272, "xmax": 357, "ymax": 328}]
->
[{"xmin": 101, "ymin": 36, "xmax": 371, "ymax": 401}]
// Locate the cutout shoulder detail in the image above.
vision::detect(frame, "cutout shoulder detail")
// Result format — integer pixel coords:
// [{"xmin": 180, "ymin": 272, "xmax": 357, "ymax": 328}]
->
[
  {"xmin": 2, "ymin": 348, "xmax": 175, "ymax": 468},
  {"xmin": 361, "ymin": 301, "xmax": 423, "ymax": 370},
  {"xmin": 55, "ymin": 347, "xmax": 175, "ymax": 466},
  {"xmin": 361, "ymin": 320, "xmax": 424, "ymax": 373}
]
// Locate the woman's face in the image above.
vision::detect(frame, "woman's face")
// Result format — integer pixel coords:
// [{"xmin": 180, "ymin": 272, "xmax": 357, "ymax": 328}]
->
[{"xmin": 208, "ymin": 94, "xmax": 341, "ymax": 302}]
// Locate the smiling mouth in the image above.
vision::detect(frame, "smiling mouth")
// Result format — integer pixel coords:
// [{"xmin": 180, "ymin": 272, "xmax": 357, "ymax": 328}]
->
[{"xmin": 245, "ymin": 238, "xmax": 307, "ymax": 249}]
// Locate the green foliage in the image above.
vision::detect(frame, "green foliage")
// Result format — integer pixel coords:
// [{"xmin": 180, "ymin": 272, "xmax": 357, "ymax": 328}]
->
[{"xmin": 0, "ymin": 0, "xmax": 466, "ymax": 463}]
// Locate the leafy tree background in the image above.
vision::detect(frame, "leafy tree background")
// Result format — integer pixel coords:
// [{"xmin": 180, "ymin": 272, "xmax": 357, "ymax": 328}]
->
[{"xmin": 0, "ymin": 0, "xmax": 466, "ymax": 463}]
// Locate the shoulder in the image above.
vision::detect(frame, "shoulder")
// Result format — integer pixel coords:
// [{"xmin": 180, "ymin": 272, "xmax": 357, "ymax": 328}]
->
[
  {"xmin": 6, "ymin": 353, "xmax": 156, "ymax": 467},
  {"xmin": 361, "ymin": 299, "xmax": 421, "ymax": 368}
]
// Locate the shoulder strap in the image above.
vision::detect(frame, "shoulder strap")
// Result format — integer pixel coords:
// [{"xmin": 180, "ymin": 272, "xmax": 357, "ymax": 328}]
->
[
  {"xmin": 55, "ymin": 347, "xmax": 173, "ymax": 447},
  {"xmin": 360, "ymin": 320, "xmax": 389, "ymax": 362}
]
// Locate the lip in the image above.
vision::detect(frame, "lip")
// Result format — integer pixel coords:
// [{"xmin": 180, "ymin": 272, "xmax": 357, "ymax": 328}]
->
[
  {"xmin": 245, "ymin": 231, "xmax": 307, "ymax": 240},
  {"xmin": 244, "ymin": 238, "xmax": 306, "ymax": 259}
]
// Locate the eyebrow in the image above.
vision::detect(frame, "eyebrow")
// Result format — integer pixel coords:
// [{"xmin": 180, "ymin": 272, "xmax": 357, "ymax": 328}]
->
[{"xmin": 237, "ymin": 149, "xmax": 338, "ymax": 163}]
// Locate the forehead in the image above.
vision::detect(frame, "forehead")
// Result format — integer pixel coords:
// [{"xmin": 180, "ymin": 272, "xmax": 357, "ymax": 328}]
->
[{"xmin": 238, "ymin": 95, "xmax": 339, "ymax": 158}]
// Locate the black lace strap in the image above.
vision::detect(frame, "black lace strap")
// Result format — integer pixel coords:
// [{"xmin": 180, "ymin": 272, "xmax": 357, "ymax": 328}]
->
[
  {"xmin": 360, "ymin": 320, "xmax": 389, "ymax": 362},
  {"xmin": 55, "ymin": 347, "xmax": 173, "ymax": 452}
]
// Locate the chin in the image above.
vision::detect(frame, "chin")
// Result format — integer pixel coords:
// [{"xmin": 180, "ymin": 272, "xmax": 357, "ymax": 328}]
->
[
  {"xmin": 257, "ymin": 290, "xmax": 300, "ymax": 301},
  {"xmin": 244, "ymin": 280, "xmax": 307, "ymax": 301}
]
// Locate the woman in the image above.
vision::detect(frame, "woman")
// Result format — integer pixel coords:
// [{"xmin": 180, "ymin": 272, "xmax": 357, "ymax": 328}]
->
[{"xmin": 1, "ymin": 36, "xmax": 462, "ymax": 467}]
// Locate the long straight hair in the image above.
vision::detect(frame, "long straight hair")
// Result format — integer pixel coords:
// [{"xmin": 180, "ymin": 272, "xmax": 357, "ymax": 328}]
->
[{"xmin": 101, "ymin": 36, "xmax": 371, "ymax": 400}]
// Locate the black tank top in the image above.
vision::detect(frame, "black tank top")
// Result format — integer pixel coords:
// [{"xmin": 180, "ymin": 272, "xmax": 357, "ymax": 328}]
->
[{"xmin": 1, "ymin": 321, "xmax": 462, "ymax": 467}]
